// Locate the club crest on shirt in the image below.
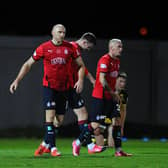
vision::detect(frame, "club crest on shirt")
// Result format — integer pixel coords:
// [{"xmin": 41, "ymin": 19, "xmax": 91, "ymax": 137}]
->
[{"xmin": 64, "ymin": 49, "xmax": 68, "ymax": 54}]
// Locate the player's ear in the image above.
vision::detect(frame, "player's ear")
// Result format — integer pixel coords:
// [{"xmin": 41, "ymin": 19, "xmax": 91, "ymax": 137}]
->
[
  {"xmin": 82, "ymin": 39, "xmax": 87, "ymax": 44},
  {"xmin": 83, "ymin": 40, "xmax": 88, "ymax": 47}
]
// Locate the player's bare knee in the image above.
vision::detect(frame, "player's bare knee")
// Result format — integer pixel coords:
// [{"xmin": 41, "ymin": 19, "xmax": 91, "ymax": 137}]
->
[
  {"xmin": 90, "ymin": 122, "xmax": 101, "ymax": 135},
  {"xmin": 93, "ymin": 127, "xmax": 101, "ymax": 136},
  {"xmin": 112, "ymin": 117, "xmax": 121, "ymax": 126}
]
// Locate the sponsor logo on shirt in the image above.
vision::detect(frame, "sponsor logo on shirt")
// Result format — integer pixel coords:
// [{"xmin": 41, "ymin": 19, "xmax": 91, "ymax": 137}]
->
[
  {"xmin": 51, "ymin": 57, "xmax": 66, "ymax": 65},
  {"xmin": 100, "ymin": 63, "xmax": 107, "ymax": 69},
  {"xmin": 110, "ymin": 71, "xmax": 118, "ymax": 77},
  {"xmin": 96, "ymin": 115, "xmax": 106, "ymax": 121}
]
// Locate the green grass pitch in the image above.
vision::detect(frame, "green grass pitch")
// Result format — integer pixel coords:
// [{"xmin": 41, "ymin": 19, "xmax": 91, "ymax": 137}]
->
[{"xmin": 0, "ymin": 138, "xmax": 168, "ymax": 168}]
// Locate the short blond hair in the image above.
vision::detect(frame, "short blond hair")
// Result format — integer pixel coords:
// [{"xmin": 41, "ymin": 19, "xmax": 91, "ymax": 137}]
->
[{"xmin": 109, "ymin": 38, "xmax": 122, "ymax": 48}]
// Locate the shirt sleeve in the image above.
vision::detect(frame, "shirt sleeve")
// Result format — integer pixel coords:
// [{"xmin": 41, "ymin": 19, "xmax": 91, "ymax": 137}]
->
[
  {"xmin": 85, "ymin": 67, "xmax": 89, "ymax": 76},
  {"xmin": 99, "ymin": 57, "xmax": 109, "ymax": 73},
  {"xmin": 71, "ymin": 45, "xmax": 79, "ymax": 59},
  {"xmin": 32, "ymin": 45, "xmax": 44, "ymax": 61}
]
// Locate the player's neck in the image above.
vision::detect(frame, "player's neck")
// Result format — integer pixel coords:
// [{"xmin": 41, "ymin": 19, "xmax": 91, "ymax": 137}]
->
[
  {"xmin": 52, "ymin": 39, "xmax": 62, "ymax": 46},
  {"xmin": 108, "ymin": 53, "xmax": 117, "ymax": 59}
]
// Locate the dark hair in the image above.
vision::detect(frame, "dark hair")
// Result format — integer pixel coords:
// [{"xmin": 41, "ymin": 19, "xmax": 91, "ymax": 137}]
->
[
  {"xmin": 118, "ymin": 71, "xmax": 127, "ymax": 79},
  {"xmin": 81, "ymin": 32, "xmax": 96, "ymax": 45}
]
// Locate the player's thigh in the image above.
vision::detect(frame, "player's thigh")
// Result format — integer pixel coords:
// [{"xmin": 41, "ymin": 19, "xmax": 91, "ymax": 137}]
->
[
  {"xmin": 56, "ymin": 94, "xmax": 67, "ymax": 116},
  {"xmin": 90, "ymin": 97, "xmax": 104, "ymax": 123},
  {"xmin": 43, "ymin": 86, "xmax": 57, "ymax": 110},
  {"xmin": 43, "ymin": 87, "xmax": 66, "ymax": 122}
]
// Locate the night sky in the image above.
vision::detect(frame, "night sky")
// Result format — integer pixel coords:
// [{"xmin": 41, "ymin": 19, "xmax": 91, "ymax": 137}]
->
[{"xmin": 0, "ymin": 2, "xmax": 167, "ymax": 40}]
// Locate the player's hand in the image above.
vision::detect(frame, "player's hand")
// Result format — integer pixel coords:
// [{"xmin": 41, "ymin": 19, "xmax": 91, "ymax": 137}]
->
[
  {"xmin": 111, "ymin": 92, "xmax": 120, "ymax": 103},
  {"xmin": 9, "ymin": 80, "xmax": 18, "ymax": 94},
  {"xmin": 74, "ymin": 79, "xmax": 84, "ymax": 93}
]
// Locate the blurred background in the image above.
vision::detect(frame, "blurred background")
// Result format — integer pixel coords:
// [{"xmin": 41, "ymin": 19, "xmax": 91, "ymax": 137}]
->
[{"xmin": 1, "ymin": 2, "xmax": 168, "ymax": 139}]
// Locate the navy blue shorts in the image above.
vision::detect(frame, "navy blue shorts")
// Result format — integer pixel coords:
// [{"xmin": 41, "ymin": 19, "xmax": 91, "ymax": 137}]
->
[
  {"xmin": 89, "ymin": 97, "xmax": 120, "ymax": 123},
  {"xmin": 43, "ymin": 87, "xmax": 85, "ymax": 114}
]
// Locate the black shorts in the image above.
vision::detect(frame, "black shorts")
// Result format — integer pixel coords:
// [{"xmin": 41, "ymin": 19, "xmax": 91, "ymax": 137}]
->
[
  {"xmin": 89, "ymin": 97, "xmax": 120, "ymax": 123},
  {"xmin": 43, "ymin": 87, "xmax": 85, "ymax": 114},
  {"xmin": 43, "ymin": 87, "xmax": 68, "ymax": 115},
  {"xmin": 65, "ymin": 88, "xmax": 85, "ymax": 109}
]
